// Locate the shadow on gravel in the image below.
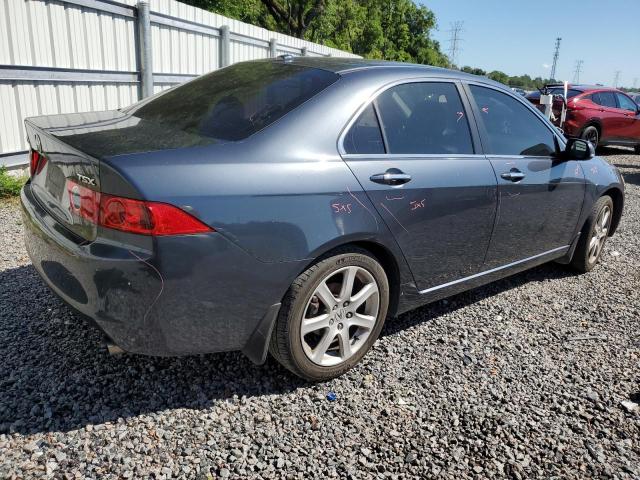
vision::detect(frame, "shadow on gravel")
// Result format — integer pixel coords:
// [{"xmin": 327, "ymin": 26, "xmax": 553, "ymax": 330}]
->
[
  {"xmin": 596, "ymin": 146, "xmax": 634, "ymax": 157},
  {"xmin": 0, "ymin": 260, "xmax": 577, "ymax": 436},
  {"xmin": 595, "ymin": 147, "xmax": 640, "ymax": 185},
  {"xmin": 0, "ymin": 264, "xmax": 306, "ymax": 436}
]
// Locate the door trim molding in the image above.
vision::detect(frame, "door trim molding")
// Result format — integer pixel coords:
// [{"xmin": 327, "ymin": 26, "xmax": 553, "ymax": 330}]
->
[{"xmin": 418, "ymin": 245, "xmax": 569, "ymax": 295}]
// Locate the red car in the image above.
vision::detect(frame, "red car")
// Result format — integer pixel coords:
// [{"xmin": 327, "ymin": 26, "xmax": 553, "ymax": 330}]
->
[{"xmin": 526, "ymin": 85, "xmax": 640, "ymax": 153}]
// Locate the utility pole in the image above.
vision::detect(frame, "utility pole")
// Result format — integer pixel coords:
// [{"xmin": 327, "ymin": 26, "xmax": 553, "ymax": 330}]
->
[
  {"xmin": 447, "ymin": 21, "xmax": 464, "ymax": 68},
  {"xmin": 572, "ymin": 60, "xmax": 583, "ymax": 84},
  {"xmin": 550, "ymin": 37, "xmax": 561, "ymax": 81},
  {"xmin": 613, "ymin": 71, "xmax": 621, "ymax": 88}
]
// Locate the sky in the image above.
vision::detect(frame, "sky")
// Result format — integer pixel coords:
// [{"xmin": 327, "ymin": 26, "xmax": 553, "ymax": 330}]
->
[{"xmin": 421, "ymin": 0, "xmax": 640, "ymax": 89}]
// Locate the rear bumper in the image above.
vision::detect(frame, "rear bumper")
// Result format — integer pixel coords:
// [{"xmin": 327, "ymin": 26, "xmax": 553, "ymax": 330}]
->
[
  {"xmin": 20, "ymin": 183, "xmax": 302, "ymax": 358},
  {"xmin": 562, "ymin": 118, "xmax": 581, "ymax": 137}
]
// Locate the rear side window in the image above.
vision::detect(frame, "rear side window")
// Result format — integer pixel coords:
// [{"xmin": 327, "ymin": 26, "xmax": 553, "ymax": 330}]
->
[
  {"xmin": 470, "ymin": 85, "xmax": 556, "ymax": 156},
  {"xmin": 127, "ymin": 62, "xmax": 339, "ymax": 142},
  {"xmin": 594, "ymin": 91, "xmax": 617, "ymax": 108},
  {"xmin": 374, "ymin": 82, "xmax": 474, "ymax": 155},
  {"xmin": 343, "ymin": 104, "xmax": 385, "ymax": 154},
  {"xmin": 616, "ymin": 93, "xmax": 637, "ymax": 111}
]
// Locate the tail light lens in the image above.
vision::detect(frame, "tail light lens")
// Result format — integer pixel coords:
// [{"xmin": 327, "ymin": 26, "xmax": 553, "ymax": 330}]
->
[
  {"xmin": 30, "ymin": 149, "xmax": 45, "ymax": 177},
  {"xmin": 65, "ymin": 179, "xmax": 213, "ymax": 236}
]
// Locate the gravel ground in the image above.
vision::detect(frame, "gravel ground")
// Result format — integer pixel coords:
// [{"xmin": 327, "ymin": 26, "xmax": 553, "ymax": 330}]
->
[{"xmin": 1, "ymin": 149, "xmax": 639, "ymax": 479}]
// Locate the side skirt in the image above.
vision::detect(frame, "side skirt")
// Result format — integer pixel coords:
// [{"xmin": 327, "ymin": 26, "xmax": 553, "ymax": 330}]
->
[{"xmin": 397, "ymin": 245, "xmax": 570, "ymax": 313}]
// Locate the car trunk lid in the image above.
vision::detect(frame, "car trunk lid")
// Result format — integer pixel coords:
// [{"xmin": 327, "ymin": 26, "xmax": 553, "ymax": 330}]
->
[{"xmin": 26, "ymin": 115, "xmax": 104, "ymax": 242}]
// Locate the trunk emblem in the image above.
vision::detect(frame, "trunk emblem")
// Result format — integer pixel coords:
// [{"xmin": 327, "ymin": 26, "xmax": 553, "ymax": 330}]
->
[
  {"xmin": 76, "ymin": 173, "xmax": 96, "ymax": 186},
  {"xmin": 34, "ymin": 133, "xmax": 42, "ymax": 152}
]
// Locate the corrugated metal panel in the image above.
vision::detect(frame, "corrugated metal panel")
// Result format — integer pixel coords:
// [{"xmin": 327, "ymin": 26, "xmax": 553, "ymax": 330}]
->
[{"xmin": 0, "ymin": 0, "xmax": 359, "ymax": 162}]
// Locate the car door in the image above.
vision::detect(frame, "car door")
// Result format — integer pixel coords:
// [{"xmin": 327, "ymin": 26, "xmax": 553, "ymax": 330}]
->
[
  {"xmin": 614, "ymin": 92, "xmax": 640, "ymax": 142},
  {"xmin": 340, "ymin": 80, "xmax": 497, "ymax": 292},
  {"xmin": 593, "ymin": 91, "xmax": 626, "ymax": 142},
  {"xmin": 465, "ymin": 83, "xmax": 586, "ymax": 269}
]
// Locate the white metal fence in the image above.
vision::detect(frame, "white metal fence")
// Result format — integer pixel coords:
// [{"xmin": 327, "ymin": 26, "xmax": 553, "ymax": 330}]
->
[{"xmin": 0, "ymin": 0, "xmax": 359, "ymax": 167}]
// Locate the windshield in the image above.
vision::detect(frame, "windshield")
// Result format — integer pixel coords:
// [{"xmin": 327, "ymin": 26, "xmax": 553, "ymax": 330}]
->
[{"xmin": 126, "ymin": 61, "xmax": 339, "ymax": 142}]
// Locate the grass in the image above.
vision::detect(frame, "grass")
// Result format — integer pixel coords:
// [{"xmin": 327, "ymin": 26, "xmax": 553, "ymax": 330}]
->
[{"xmin": 0, "ymin": 166, "xmax": 27, "ymax": 198}]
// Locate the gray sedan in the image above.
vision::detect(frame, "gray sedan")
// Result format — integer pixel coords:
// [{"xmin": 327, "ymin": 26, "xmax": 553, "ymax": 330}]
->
[{"xmin": 20, "ymin": 58, "xmax": 624, "ymax": 381}]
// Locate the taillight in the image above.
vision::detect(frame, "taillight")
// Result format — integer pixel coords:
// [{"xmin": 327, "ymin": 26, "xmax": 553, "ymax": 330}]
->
[
  {"xmin": 570, "ymin": 98, "xmax": 585, "ymax": 111},
  {"xmin": 29, "ymin": 150, "xmax": 39, "ymax": 176},
  {"xmin": 65, "ymin": 179, "xmax": 213, "ymax": 236},
  {"xmin": 30, "ymin": 150, "xmax": 49, "ymax": 177},
  {"xmin": 67, "ymin": 180, "xmax": 100, "ymax": 223}
]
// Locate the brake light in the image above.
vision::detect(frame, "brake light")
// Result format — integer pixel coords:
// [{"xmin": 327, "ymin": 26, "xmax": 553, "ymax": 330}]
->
[
  {"xmin": 30, "ymin": 149, "xmax": 45, "ymax": 177},
  {"xmin": 67, "ymin": 180, "xmax": 100, "ymax": 223},
  {"xmin": 65, "ymin": 179, "xmax": 213, "ymax": 235},
  {"xmin": 570, "ymin": 97, "xmax": 585, "ymax": 111}
]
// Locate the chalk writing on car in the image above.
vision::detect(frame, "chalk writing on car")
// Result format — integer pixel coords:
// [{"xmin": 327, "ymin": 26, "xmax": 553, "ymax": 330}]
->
[{"xmin": 331, "ymin": 203, "xmax": 352, "ymax": 214}]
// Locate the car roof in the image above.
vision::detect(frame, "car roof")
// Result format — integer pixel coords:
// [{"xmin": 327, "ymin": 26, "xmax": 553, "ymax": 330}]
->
[{"xmin": 278, "ymin": 56, "xmax": 506, "ymax": 87}]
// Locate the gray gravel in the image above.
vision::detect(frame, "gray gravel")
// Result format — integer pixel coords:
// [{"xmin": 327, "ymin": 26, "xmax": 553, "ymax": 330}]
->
[{"xmin": 1, "ymin": 148, "xmax": 639, "ymax": 479}]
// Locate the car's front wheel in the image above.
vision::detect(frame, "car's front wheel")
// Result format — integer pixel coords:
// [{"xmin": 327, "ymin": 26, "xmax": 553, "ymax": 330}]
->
[
  {"xmin": 570, "ymin": 195, "xmax": 613, "ymax": 272},
  {"xmin": 270, "ymin": 247, "xmax": 389, "ymax": 381}
]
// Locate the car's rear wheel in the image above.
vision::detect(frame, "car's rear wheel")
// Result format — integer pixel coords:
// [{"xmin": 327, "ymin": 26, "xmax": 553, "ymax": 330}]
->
[
  {"xmin": 570, "ymin": 195, "xmax": 613, "ymax": 273},
  {"xmin": 269, "ymin": 247, "xmax": 389, "ymax": 381},
  {"xmin": 581, "ymin": 125, "xmax": 599, "ymax": 149}
]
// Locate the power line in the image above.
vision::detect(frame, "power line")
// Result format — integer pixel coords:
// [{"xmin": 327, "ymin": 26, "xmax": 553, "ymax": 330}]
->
[
  {"xmin": 550, "ymin": 37, "xmax": 561, "ymax": 81},
  {"xmin": 613, "ymin": 71, "xmax": 621, "ymax": 88},
  {"xmin": 447, "ymin": 21, "xmax": 464, "ymax": 67},
  {"xmin": 572, "ymin": 60, "xmax": 583, "ymax": 84}
]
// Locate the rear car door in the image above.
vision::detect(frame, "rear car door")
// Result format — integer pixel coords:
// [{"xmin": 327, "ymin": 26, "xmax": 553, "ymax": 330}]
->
[
  {"xmin": 614, "ymin": 92, "xmax": 640, "ymax": 142},
  {"xmin": 465, "ymin": 83, "xmax": 586, "ymax": 268},
  {"xmin": 340, "ymin": 80, "xmax": 497, "ymax": 291}
]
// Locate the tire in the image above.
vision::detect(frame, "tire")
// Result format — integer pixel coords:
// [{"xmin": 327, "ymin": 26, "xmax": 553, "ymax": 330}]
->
[
  {"xmin": 634, "ymin": 145, "xmax": 640, "ymax": 155},
  {"xmin": 570, "ymin": 195, "xmax": 614, "ymax": 273},
  {"xmin": 581, "ymin": 125, "xmax": 599, "ymax": 149},
  {"xmin": 269, "ymin": 247, "xmax": 389, "ymax": 381}
]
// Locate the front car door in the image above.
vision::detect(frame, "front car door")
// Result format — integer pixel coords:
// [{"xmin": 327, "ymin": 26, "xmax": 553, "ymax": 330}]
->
[
  {"xmin": 592, "ymin": 91, "xmax": 627, "ymax": 143},
  {"xmin": 464, "ymin": 83, "xmax": 586, "ymax": 268},
  {"xmin": 614, "ymin": 92, "xmax": 640, "ymax": 142},
  {"xmin": 340, "ymin": 80, "xmax": 498, "ymax": 292}
]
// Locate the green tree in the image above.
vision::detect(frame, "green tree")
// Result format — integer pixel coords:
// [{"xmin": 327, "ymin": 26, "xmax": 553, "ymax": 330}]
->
[
  {"xmin": 181, "ymin": 0, "xmax": 449, "ymax": 67},
  {"xmin": 487, "ymin": 70, "xmax": 509, "ymax": 85},
  {"xmin": 461, "ymin": 66, "xmax": 486, "ymax": 76},
  {"xmin": 261, "ymin": 0, "xmax": 326, "ymax": 38}
]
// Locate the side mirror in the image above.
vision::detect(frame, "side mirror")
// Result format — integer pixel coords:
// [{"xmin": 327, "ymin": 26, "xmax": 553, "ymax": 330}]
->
[{"xmin": 564, "ymin": 138, "xmax": 595, "ymax": 160}]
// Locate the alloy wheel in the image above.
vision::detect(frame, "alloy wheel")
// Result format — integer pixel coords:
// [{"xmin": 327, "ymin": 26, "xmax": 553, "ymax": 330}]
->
[
  {"xmin": 300, "ymin": 266, "xmax": 380, "ymax": 367},
  {"xmin": 588, "ymin": 204, "xmax": 611, "ymax": 264}
]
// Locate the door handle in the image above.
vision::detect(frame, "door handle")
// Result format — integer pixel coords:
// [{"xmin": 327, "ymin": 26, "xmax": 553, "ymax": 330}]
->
[
  {"xmin": 370, "ymin": 168, "xmax": 412, "ymax": 186},
  {"xmin": 500, "ymin": 169, "xmax": 526, "ymax": 182}
]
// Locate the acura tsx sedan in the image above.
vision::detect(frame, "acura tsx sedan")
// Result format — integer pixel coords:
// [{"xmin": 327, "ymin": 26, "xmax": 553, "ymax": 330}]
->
[{"xmin": 21, "ymin": 57, "xmax": 624, "ymax": 381}]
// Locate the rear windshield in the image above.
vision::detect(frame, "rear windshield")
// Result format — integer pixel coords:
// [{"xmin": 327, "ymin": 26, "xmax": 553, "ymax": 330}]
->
[
  {"xmin": 126, "ymin": 62, "xmax": 339, "ymax": 141},
  {"xmin": 548, "ymin": 88, "xmax": 582, "ymax": 98}
]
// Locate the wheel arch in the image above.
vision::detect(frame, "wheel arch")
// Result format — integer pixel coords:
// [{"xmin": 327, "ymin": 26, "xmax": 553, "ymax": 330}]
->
[
  {"xmin": 602, "ymin": 187, "xmax": 624, "ymax": 236},
  {"xmin": 581, "ymin": 120, "xmax": 602, "ymax": 138}
]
